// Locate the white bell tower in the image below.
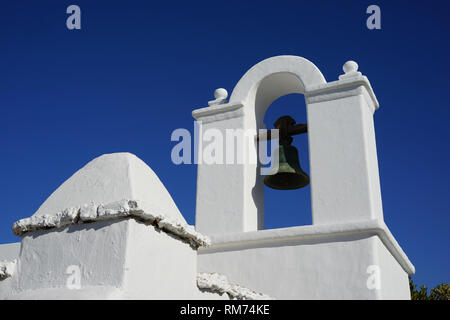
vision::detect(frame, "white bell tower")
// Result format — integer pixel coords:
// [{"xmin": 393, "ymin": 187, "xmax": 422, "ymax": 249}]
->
[{"xmin": 194, "ymin": 56, "xmax": 414, "ymax": 299}]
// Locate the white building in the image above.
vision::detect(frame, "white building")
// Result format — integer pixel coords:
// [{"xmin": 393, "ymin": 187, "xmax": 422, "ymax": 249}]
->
[{"xmin": 0, "ymin": 56, "xmax": 414, "ymax": 299}]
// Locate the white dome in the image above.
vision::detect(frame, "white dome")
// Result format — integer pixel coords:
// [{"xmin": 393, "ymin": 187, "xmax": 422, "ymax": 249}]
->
[{"xmin": 31, "ymin": 152, "xmax": 186, "ymax": 224}]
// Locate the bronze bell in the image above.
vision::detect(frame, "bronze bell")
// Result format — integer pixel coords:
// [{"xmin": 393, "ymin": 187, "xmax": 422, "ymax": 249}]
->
[{"xmin": 262, "ymin": 116, "xmax": 310, "ymax": 190}]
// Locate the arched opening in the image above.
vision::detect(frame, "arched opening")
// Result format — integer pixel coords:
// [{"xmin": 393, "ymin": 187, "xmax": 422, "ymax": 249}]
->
[
  {"xmin": 194, "ymin": 56, "xmax": 326, "ymax": 235},
  {"xmin": 262, "ymin": 93, "xmax": 312, "ymax": 229},
  {"xmin": 226, "ymin": 56, "xmax": 326, "ymax": 231}
]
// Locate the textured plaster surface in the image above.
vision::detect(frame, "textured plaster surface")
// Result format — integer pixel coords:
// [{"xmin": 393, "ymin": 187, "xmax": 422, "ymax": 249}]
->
[
  {"xmin": 198, "ymin": 222, "xmax": 413, "ymax": 299},
  {"xmin": 0, "ymin": 243, "xmax": 20, "ymax": 261},
  {"xmin": 197, "ymin": 272, "xmax": 272, "ymax": 300},
  {"xmin": 1, "ymin": 219, "xmax": 223, "ymax": 300},
  {"xmin": 199, "ymin": 234, "xmax": 381, "ymax": 299},
  {"xmin": 201, "ymin": 219, "xmax": 413, "ymax": 274},
  {"xmin": 12, "ymin": 199, "xmax": 209, "ymax": 249},
  {"xmin": 121, "ymin": 219, "xmax": 224, "ymax": 299},
  {"xmin": 0, "ymin": 260, "xmax": 16, "ymax": 280}
]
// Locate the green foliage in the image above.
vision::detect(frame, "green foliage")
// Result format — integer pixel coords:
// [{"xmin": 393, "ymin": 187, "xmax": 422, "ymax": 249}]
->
[
  {"xmin": 430, "ymin": 283, "xmax": 450, "ymax": 300},
  {"xmin": 409, "ymin": 276, "xmax": 449, "ymax": 300}
]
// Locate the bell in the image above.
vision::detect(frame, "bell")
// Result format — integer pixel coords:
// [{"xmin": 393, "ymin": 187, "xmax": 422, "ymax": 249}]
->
[{"xmin": 264, "ymin": 141, "xmax": 310, "ymax": 190}]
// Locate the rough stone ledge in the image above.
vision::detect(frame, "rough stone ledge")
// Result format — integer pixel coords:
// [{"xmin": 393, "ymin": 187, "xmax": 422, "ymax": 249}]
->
[
  {"xmin": 0, "ymin": 260, "xmax": 16, "ymax": 280},
  {"xmin": 12, "ymin": 199, "xmax": 210, "ymax": 249},
  {"xmin": 197, "ymin": 272, "xmax": 273, "ymax": 300}
]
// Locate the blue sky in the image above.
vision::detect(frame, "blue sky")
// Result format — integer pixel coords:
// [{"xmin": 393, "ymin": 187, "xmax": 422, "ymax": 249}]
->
[{"xmin": 1, "ymin": 0, "xmax": 449, "ymax": 290}]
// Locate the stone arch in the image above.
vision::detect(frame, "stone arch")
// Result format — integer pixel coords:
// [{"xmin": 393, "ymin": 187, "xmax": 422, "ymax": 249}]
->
[
  {"xmin": 195, "ymin": 55, "xmax": 384, "ymax": 237},
  {"xmin": 229, "ymin": 55, "xmax": 327, "ymax": 128},
  {"xmin": 228, "ymin": 56, "xmax": 326, "ymax": 231}
]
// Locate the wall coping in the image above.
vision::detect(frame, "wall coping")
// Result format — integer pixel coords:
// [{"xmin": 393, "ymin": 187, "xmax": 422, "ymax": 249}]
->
[
  {"xmin": 12, "ymin": 199, "xmax": 210, "ymax": 249},
  {"xmin": 199, "ymin": 219, "xmax": 414, "ymax": 275},
  {"xmin": 305, "ymin": 75, "xmax": 379, "ymax": 111}
]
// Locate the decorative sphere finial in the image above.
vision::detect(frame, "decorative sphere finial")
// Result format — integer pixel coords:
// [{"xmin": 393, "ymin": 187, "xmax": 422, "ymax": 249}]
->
[
  {"xmin": 214, "ymin": 88, "xmax": 228, "ymax": 100},
  {"xmin": 339, "ymin": 60, "xmax": 362, "ymax": 80},
  {"xmin": 208, "ymin": 88, "xmax": 228, "ymax": 106},
  {"xmin": 343, "ymin": 61, "xmax": 359, "ymax": 74}
]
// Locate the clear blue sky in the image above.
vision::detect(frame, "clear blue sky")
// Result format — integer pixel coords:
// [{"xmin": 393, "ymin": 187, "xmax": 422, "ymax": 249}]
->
[{"xmin": 1, "ymin": 0, "xmax": 449, "ymax": 290}]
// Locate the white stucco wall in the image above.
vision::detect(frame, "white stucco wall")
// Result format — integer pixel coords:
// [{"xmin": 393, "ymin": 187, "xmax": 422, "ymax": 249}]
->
[
  {"xmin": 122, "ymin": 218, "xmax": 216, "ymax": 299},
  {"xmin": 0, "ymin": 218, "xmax": 229, "ymax": 300},
  {"xmin": 0, "ymin": 243, "xmax": 20, "ymax": 261},
  {"xmin": 198, "ymin": 220, "xmax": 413, "ymax": 300},
  {"xmin": 0, "ymin": 153, "xmax": 228, "ymax": 299},
  {"xmin": 373, "ymin": 236, "xmax": 411, "ymax": 299},
  {"xmin": 306, "ymin": 89, "xmax": 383, "ymax": 224},
  {"xmin": 5, "ymin": 219, "xmax": 129, "ymax": 299}
]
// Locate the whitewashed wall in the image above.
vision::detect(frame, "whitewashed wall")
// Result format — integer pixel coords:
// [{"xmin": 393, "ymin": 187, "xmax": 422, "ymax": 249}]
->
[{"xmin": 194, "ymin": 56, "xmax": 414, "ymax": 299}]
